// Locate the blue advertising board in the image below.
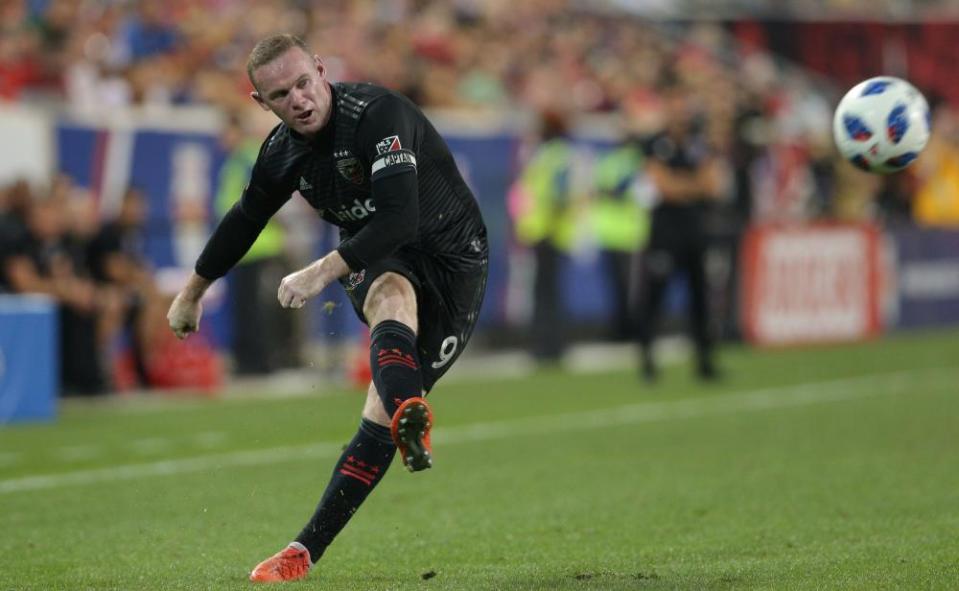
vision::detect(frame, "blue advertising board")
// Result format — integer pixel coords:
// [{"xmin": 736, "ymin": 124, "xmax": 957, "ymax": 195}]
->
[
  {"xmin": 891, "ymin": 227, "xmax": 959, "ymax": 329},
  {"xmin": 0, "ymin": 296, "xmax": 58, "ymax": 423}
]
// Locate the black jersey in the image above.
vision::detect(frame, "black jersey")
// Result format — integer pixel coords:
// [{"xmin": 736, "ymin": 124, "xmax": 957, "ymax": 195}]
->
[
  {"xmin": 87, "ymin": 221, "xmax": 146, "ymax": 283},
  {"xmin": 644, "ymin": 130, "xmax": 712, "ymax": 174},
  {"xmin": 196, "ymin": 82, "xmax": 487, "ymax": 280},
  {"xmin": 643, "ymin": 129, "xmax": 714, "ymax": 216}
]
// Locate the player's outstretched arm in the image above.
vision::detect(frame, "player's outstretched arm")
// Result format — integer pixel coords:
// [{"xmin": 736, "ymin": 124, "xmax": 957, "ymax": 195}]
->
[
  {"xmin": 167, "ymin": 272, "xmax": 212, "ymax": 339},
  {"xmin": 277, "ymin": 250, "xmax": 350, "ymax": 309}
]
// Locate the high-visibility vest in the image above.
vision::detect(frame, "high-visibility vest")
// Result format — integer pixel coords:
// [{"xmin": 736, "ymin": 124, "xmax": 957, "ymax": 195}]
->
[
  {"xmin": 914, "ymin": 141, "xmax": 959, "ymax": 226},
  {"xmin": 591, "ymin": 144, "xmax": 649, "ymax": 252},
  {"xmin": 513, "ymin": 139, "xmax": 578, "ymax": 251},
  {"xmin": 215, "ymin": 139, "xmax": 285, "ymax": 263}
]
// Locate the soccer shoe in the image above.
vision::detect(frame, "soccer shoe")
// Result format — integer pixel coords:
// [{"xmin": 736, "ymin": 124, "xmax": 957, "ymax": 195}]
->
[
  {"xmin": 249, "ymin": 542, "xmax": 311, "ymax": 583},
  {"xmin": 391, "ymin": 397, "xmax": 433, "ymax": 472}
]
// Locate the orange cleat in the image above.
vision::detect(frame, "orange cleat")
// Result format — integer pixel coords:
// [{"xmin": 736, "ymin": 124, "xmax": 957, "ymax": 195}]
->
[
  {"xmin": 249, "ymin": 542, "xmax": 311, "ymax": 583},
  {"xmin": 391, "ymin": 397, "xmax": 433, "ymax": 472}
]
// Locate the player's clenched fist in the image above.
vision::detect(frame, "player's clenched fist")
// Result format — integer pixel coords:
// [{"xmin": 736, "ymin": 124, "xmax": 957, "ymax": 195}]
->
[
  {"xmin": 277, "ymin": 262, "xmax": 327, "ymax": 309},
  {"xmin": 167, "ymin": 293, "xmax": 203, "ymax": 339}
]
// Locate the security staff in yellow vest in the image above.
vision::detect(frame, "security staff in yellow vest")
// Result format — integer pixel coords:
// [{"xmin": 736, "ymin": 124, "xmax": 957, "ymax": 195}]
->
[
  {"xmin": 513, "ymin": 111, "xmax": 578, "ymax": 362},
  {"xmin": 914, "ymin": 103, "xmax": 959, "ymax": 226},
  {"xmin": 591, "ymin": 138, "xmax": 650, "ymax": 341},
  {"xmin": 216, "ymin": 117, "xmax": 299, "ymax": 374}
]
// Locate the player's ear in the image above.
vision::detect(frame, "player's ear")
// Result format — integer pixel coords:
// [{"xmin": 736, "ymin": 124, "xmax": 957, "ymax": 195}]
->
[
  {"xmin": 250, "ymin": 91, "xmax": 271, "ymax": 111},
  {"xmin": 314, "ymin": 55, "xmax": 326, "ymax": 79}
]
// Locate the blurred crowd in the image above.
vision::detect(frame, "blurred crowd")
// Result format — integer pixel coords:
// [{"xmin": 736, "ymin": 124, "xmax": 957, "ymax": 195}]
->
[
  {"xmin": 3, "ymin": 0, "xmax": 957, "ymax": 225},
  {"xmin": 0, "ymin": 177, "xmax": 168, "ymax": 394},
  {"xmin": 2, "ymin": 0, "xmax": 959, "ymax": 393}
]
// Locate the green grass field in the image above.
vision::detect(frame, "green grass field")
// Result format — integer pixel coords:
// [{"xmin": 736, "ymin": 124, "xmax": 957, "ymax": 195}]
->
[{"xmin": 2, "ymin": 330, "xmax": 958, "ymax": 590}]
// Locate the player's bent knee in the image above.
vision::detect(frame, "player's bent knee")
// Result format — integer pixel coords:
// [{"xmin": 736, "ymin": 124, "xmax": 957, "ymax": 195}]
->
[{"xmin": 364, "ymin": 272, "xmax": 418, "ymax": 331}]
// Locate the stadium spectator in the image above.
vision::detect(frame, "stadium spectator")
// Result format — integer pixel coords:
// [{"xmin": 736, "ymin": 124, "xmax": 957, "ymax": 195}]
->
[
  {"xmin": 589, "ymin": 118, "xmax": 651, "ymax": 342},
  {"xmin": 166, "ymin": 34, "xmax": 488, "ymax": 582},
  {"xmin": 1, "ymin": 187, "xmax": 106, "ymax": 395},
  {"xmin": 0, "ymin": 20, "xmax": 45, "ymax": 101},
  {"xmin": 510, "ymin": 110, "xmax": 578, "ymax": 363},
  {"xmin": 215, "ymin": 114, "xmax": 300, "ymax": 374},
  {"xmin": 86, "ymin": 187, "xmax": 167, "ymax": 388},
  {"xmin": 59, "ymin": 183, "xmax": 127, "ymax": 366},
  {"xmin": 0, "ymin": 179, "xmax": 31, "ymax": 257},
  {"xmin": 913, "ymin": 101, "xmax": 959, "ymax": 226},
  {"xmin": 112, "ymin": 1, "xmax": 179, "ymax": 65},
  {"xmin": 875, "ymin": 171, "xmax": 919, "ymax": 225},
  {"xmin": 637, "ymin": 78, "xmax": 725, "ymax": 382}
]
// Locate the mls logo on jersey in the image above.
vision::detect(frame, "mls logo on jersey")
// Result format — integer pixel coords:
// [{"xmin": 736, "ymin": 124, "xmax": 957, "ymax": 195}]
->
[
  {"xmin": 376, "ymin": 135, "xmax": 402, "ymax": 155},
  {"xmin": 336, "ymin": 155, "xmax": 365, "ymax": 185}
]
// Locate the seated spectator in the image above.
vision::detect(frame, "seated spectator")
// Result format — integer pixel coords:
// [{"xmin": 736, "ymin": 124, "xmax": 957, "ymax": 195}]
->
[
  {"xmin": 0, "ymin": 180, "xmax": 32, "ymax": 269},
  {"xmin": 1, "ymin": 194, "xmax": 105, "ymax": 395},
  {"xmin": 87, "ymin": 187, "xmax": 168, "ymax": 388}
]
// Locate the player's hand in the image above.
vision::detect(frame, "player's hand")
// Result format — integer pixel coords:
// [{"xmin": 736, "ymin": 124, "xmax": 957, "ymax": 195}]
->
[
  {"xmin": 167, "ymin": 292, "xmax": 203, "ymax": 339},
  {"xmin": 277, "ymin": 262, "xmax": 328, "ymax": 309}
]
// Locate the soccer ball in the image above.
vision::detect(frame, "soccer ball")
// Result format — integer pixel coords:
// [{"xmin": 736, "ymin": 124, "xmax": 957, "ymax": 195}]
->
[{"xmin": 832, "ymin": 76, "xmax": 931, "ymax": 174}]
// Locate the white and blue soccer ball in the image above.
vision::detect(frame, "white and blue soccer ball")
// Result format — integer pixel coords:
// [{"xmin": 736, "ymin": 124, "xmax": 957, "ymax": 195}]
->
[{"xmin": 832, "ymin": 76, "xmax": 931, "ymax": 174}]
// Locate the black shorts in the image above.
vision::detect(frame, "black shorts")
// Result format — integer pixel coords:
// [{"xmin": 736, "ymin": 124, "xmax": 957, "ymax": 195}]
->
[{"xmin": 339, "ymin": 249, "xmax": 488, "ymax": 392}]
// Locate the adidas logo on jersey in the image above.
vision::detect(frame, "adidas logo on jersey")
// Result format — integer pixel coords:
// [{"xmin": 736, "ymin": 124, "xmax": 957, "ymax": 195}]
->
[
  {"xmin": 299, "ymin": 176, "xmax": 313, "ymax": 191},
  {"xmin": 331, "ymin": 198, "xmax": 376, "ymax": 222}
]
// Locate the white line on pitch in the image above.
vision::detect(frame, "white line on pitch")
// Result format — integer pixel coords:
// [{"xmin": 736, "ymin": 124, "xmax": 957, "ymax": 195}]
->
[
  {"xmin": 0, "ymin": 368, "xmax": 953, "ymax": 495},
  {"xmin": 193, "ymin": 431, "xmax": 229, "ymax": 448},
  {"xmin": 0, "ymin": 452, "xmax": 22, "ymax": 467},
  {"xmin": 130, "ymin": 438, "xmax": 174, "ymax": 455},
  {"xmin": 436, "ymin": 369, "xmax": 953, "ymax": 444},
  {"xmin": 52, "ymin": 445, "xmax": 102, "ymax": 463}
]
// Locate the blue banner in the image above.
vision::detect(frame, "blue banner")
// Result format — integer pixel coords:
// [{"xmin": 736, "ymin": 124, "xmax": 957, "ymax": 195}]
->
[{"xmin": 891, "ymin": 227, "xmax": 959, "ymax": 329}]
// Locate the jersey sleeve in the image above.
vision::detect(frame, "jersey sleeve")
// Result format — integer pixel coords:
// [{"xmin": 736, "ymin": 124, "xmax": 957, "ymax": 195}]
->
[
  {"xmin": 195, "ymin": 127, "xmax": 293, "ymax": 280},
  {"xmin": 356, "ymin": 94, "xmax": 420, "ymax": 183},
  {"xmin": 335, "ymin": 95, "xmax": 421, "ymax": 271}
]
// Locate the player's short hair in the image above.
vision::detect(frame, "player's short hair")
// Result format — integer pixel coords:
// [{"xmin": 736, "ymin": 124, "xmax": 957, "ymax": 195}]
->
[{"xmin": 247, "ymin": 34, "xmax": 311, "ymax": 90}]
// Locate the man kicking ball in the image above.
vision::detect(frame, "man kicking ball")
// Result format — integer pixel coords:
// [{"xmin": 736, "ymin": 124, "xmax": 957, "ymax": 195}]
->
[{"xmin": 167, "ymin": 33, "xmax": 488, "ymax": 582}]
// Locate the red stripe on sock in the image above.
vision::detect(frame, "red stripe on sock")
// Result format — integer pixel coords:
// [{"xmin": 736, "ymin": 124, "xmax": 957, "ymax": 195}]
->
[
  {"xmin": 377, "ymin": 353, "xmax": 416, "ymax": 364},
  {"xmin": 377, "ymin": 355, "xmax": 418, "ymax": 370},
  {"xmin": 339, "ymin": 466, "xmax": 374, "ymax": 486},
  {"xmin": 342, "ymin": 462, "xmax": 376, "ymax": 479}
]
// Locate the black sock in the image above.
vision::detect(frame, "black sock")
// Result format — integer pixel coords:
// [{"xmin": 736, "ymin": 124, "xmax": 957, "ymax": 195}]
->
[
  {"xmin": 294, "ymin": 419, "xmax": 396, "ymax": 562},
  {"xmin": 370, "ymin": 320, "xmax": 424, "ymax": 417}
]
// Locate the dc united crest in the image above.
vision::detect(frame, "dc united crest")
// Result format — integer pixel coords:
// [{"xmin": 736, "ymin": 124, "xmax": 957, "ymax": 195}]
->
[
  {"xmin": 346, "ymin": 269, "xmax": 366, "ymax": 292},
  {"xmin": 336, "ymin": 152, "xmax": 364, "ymax": 185}
]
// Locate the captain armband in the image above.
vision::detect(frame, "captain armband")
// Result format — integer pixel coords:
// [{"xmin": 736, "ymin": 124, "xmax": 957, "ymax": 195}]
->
[{"xmin": 371, "ymin": 149, "xmax": 417, "ymax": 182}]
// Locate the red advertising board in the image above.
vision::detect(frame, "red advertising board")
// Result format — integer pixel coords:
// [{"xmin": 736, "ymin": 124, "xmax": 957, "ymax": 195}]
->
[{"xmin": 741, "ymin": 224, "xmax": 882, "ymax": 346}]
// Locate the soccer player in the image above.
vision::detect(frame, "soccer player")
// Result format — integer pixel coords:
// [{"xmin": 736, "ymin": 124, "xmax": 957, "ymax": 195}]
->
[{"xmin": 166, "ymin": 34, "xmax": 488, "ymax": 583}]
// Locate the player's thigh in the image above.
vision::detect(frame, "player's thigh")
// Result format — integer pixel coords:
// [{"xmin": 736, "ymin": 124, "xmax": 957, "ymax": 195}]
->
[{"xmin": 339, "ymin": 258, "xmax": 422, "ymax": 328}]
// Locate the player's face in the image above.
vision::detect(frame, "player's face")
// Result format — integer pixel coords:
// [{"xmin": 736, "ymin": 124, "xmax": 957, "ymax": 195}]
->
[{"xmin": 251, "ymin": 48, "xmax": 332, "ymax": 138}]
